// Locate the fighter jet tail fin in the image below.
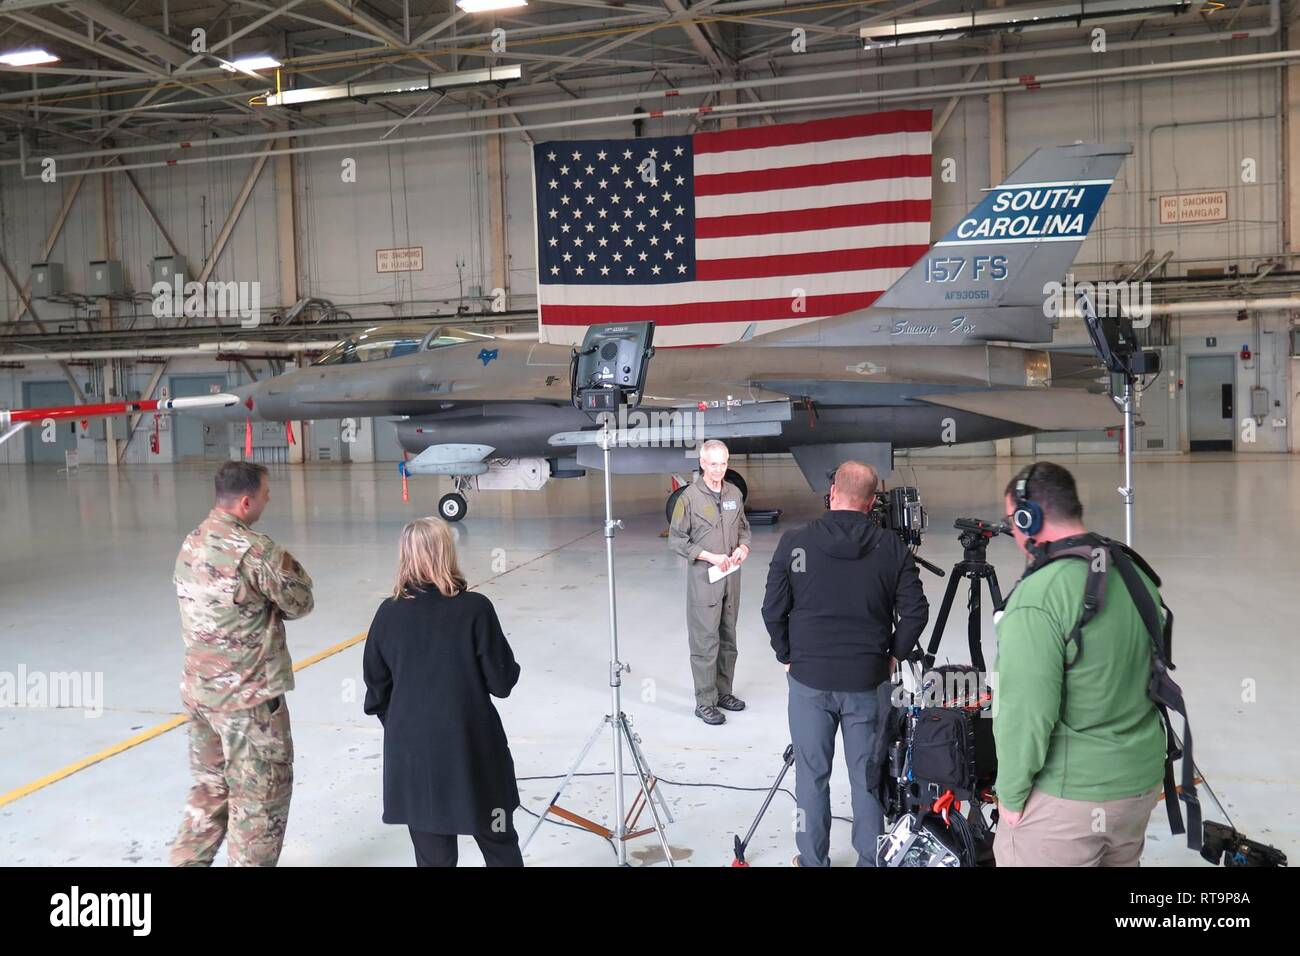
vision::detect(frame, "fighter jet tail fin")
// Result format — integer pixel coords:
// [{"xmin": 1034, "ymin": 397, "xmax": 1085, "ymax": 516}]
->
[{"xmin": 871, "ymin": 143, "xmax": 1131, "ymax": 312}]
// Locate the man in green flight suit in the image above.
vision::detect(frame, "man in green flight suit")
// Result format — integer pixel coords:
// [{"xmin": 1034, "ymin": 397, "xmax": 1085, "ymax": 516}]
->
[{"xmin": 668, "ymin": 439, "xmax": 752, "ymax": 726}]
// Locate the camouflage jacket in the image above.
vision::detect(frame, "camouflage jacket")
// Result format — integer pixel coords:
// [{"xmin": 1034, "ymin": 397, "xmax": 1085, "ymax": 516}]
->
[{"xmin": 175, "ymin": 508, "xmax": 314, "ymax": 711}]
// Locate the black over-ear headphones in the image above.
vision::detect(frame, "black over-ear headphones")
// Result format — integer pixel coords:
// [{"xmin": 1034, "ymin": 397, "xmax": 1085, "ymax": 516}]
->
[{"xmin": 1012, "ymin": 462, "xmax": 1044, "ymax": 537}]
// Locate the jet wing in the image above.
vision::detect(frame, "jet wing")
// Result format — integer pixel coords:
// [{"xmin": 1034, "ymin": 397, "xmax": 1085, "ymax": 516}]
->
[{"xmin": 913, "ymin": 388, "xmax": 1122, "ymax": 431}]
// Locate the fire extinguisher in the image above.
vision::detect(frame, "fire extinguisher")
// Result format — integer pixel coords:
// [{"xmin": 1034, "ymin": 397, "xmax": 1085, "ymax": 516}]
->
[{"xmin": 149, "ymin": 414, "xmax": 161, "ymax": 454}]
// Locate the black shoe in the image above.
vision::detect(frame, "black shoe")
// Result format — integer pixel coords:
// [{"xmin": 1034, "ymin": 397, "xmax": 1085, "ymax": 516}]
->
[
  {"xmin": 695, "ymin": 704, "xmax": 726, "ymax": 725},
  {"xmin": 717, "ymin": 694, "xmax": 746, "ymax": 712}
]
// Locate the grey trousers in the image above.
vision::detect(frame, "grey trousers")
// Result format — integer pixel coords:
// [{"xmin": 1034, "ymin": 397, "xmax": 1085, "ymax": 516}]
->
[
  {"xmin": 787, "ymin": 673, "xmax": 884, "ymax": 867},
  {"xmin": 687, "ymin": 574, "xmax": 740, "ymax": 707}
]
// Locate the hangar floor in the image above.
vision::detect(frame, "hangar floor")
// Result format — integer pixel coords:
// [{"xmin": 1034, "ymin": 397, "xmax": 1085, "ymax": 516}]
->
[{"xmin": 1, "ymin": 454, "xmax": 1296, "ymax": 867}]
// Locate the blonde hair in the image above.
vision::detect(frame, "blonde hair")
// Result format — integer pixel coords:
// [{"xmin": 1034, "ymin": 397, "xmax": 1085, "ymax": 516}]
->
[{"xmin": 391, "ymin": 516, "xmax": 467, "ymax": 600}]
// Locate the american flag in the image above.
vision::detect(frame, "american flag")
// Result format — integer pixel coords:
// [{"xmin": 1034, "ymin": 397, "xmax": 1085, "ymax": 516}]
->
[{"xmin": 533, "ymin": 110, "xmax": 933, "ymax": 347}]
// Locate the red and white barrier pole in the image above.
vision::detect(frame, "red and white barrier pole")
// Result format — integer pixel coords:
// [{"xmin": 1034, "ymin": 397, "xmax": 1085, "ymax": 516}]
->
[{"xmin": 0, "ymin": 392, "xmax": 239, "ymax": 429}]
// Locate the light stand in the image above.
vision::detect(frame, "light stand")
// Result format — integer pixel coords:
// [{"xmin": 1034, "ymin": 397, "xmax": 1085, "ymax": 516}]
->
[
  {"xmin": 1119, "ymin": 373, "xmax": 1135, "ymax": 546},
  {"xmin": 1078, "ymin": 290, "xmax": 1157, "ymax": 547},
  {"xmin": 522, "ymin": 323, "xmax": 674, "ymax": 866},
  {"xmin": 519, "ymin": 422, "xmax": 675, "ymax": 866}
]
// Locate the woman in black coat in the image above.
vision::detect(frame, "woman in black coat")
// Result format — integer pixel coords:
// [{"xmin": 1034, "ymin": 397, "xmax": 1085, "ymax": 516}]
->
[{"xmin": 362, "ymin": 516, "xmax": 523, "ymax": 866}]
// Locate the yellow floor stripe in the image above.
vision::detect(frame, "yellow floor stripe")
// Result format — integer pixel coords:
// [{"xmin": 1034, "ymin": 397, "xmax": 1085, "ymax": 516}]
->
[
  {"xmin": 0, "ymin": 628, "xmax": 368, "ymax": 810},
  {"xmin": 0, "ymin": 528, "xmax": 596, "ymax": 811},
  {"xmin": 0, "ymin": 715, "xmax": 192, "ymax": 808}
]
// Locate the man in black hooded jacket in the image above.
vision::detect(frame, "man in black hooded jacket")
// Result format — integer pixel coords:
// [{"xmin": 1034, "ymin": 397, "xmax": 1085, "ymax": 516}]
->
[{"xmin": 762, "ymin": 460, "xmax": 929, "ymax": 866}]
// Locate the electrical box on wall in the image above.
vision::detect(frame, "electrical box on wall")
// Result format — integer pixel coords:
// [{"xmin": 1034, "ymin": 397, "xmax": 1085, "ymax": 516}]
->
[
  {"xmin": 31, "ymin": 262, "xmax": 64, "ymax": 297},
  {"xmin": 1291, "ymin": 327, "xmax": 1300, "ymax": 355},
  {"xmin": 87, "ymin": 260, "xmax": 125, "ymax": 296},
  {"xmin": 151, "ymin": 255, "xmax": 187, "ymax": 286},
  {"xmin": 1251, "ymin": 386, "xmax": 1270, "ymax": 419},
  {"xmin": 108, "ymin": 416, "xmax": 134, "ymax": 441}
]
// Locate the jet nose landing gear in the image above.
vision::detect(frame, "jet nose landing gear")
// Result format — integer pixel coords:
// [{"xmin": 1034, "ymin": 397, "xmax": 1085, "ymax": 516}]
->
[
  {"xmin": 398, "ymin": 461, "xmax": 472, "ymax": 520},
  {"xmin": 438, "ymin": 491, "xmax": 468, "ymax": 522},
  {"xmin": 438, "ymin": 474, "xmax": 475, "ymax": 522}
]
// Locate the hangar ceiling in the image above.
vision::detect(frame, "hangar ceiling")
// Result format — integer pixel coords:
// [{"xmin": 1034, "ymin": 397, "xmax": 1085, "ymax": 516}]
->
[{"xmin": 0, "ymin": 1, "xmax": 1277, "ymax": 151}]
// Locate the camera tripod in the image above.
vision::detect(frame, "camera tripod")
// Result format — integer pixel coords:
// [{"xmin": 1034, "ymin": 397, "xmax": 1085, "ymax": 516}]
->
[{"xmin": 922, "ymin": 523, "xmax": 1007, "ymax": 671}]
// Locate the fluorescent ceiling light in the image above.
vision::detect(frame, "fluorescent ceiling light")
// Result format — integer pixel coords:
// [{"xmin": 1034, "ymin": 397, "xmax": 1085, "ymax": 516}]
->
[
  {"xmin": 221, "ymin": 55, "xmax": 281, "ymax": 72},
  {"xmin": 0, "ymin": 49, "xmax": 59, "ymax": 67},
  {"xmin": 862, "ymin": 0, "xmax": 1202, "ymax": 48},
  {"xmin": 263, "ymin": 64, "xmax": 524, "ymax": 107},
  {"xmin": 457, "ymin": 0, "xmax": 528, "ymax": 13}
]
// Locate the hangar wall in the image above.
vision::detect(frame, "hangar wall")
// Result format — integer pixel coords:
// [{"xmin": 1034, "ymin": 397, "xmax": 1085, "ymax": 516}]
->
[{"xmin": 1, "ymin": 32, "xmax": 1296, "ymax": 463}]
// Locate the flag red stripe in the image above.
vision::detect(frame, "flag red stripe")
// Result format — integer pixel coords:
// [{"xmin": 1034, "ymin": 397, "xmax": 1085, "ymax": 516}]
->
[
  {"xmin": 696, "ymin": 245, "xmax": 928, "ymax": 281},
  {"xmin": 541, "ymin": 291, "xmax": 884, "ymax": 327},
  {"xmin": 692, "ymin": 109, "xmax": 931, "ymax": 154},
  {"xmin": 695, "ymin": 153, "xmax": 931, "ymax": 196},
  {"xmin": 695, "ymin": 199, "xmax": 931, "ymax": 238}
]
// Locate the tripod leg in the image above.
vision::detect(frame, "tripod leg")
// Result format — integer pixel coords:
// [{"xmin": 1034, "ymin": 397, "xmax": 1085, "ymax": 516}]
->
[
  {"xmin": 923, "ymin": 565, "xmax": 964, "ymax": 669},
  {"xmin": 736, "ymin": 744, "xmax": 796, "ymax": 860},
  {"xmin": 623, "ymin": 720, "xmax": 674, "ymax": 825},
  {"xmin": 987, "ymin": 568, "xmax": 1005, "ymax": 613},
  {"xmin": 966, "ymin": 575, "xmax": 986, "ymax": 672},
  {"xmin": 619, "ymin": 715, "xmax": 675, "ymax": 867},
  {"xmin": 520, "ymin": 714, "xmax": 610, "ymax": 853}
]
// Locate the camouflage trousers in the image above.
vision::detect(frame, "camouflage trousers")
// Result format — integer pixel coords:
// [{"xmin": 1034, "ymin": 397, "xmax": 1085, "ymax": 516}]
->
[{"xmin": 170, "ymin": 696, "xmax": 294, "ymax": 867}]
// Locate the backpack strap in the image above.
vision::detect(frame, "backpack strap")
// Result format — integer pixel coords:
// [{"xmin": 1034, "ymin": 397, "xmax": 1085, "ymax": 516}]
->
[
  {"xmin": 1033, "ymin": 534, "xmax": 1108, "ymax": 672},
  {"xmin": 1110, "ymin": 545, "xmax": 1202, "ymax": 851}
]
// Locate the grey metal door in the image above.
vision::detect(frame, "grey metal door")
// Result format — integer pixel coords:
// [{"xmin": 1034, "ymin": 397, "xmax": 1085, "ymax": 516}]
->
[
  {"xmin": 23, "ymin": 381, "xmax": 77, "ymax": 464},
  {"xmin": 1187, "ymin": 355, "xmax": 1235, "ymax": 452},
  {"xmin": 170, "ymin": 375, "xmax": 229, "ymax": 461},
  {"xmin": 308, "ymin": 419, "xmax": 345, "ymax": 462}
]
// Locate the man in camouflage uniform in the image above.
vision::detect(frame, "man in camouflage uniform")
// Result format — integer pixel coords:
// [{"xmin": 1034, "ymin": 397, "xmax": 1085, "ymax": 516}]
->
[
  {"xmin": 170, "ymin": 460, "xmax": 314, "ymax": 867},
  {"xmin": 668, "ymin": 439, "xmax": 752, "ymax": 726}
]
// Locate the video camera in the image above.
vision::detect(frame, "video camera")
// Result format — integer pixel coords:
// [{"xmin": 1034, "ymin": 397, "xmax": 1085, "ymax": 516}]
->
[
  {"xmin": 824, "ymin": 473, "xmax": 929, "ymax": 550},
  {"xmin": 872, "ymin": 486, "xmax": 928, "ymax": 549}
]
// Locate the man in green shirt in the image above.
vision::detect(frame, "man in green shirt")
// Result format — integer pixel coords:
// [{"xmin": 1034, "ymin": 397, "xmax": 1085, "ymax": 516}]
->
[{"xmin": 993, "ymin": 462, "xmax": 1166, "ymax": 866}]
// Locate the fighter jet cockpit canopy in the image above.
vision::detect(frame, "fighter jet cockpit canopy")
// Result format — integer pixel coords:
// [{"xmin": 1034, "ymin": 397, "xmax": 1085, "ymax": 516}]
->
[{"xmin": 312, "ymin": 325, "xmax": 495, "ymax": 366}]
